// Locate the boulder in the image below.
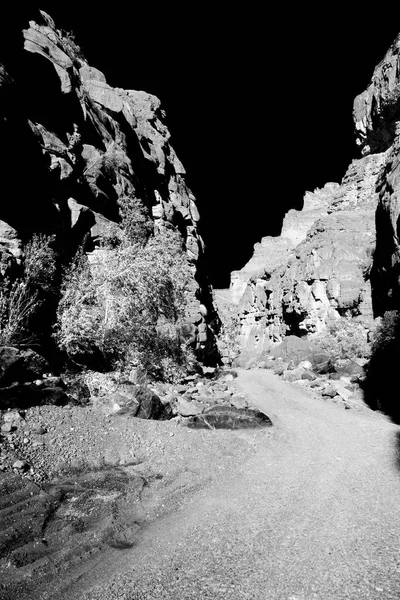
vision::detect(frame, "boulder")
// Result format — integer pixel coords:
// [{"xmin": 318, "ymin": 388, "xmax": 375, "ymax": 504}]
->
[
  {"xmin": 298, "ymin": 360, "xmax": 313, "ymax": 370},
  {"xmin": 134, "ymin": 386, "xmax": 171, "ymax": 420},
  {"xmin": 0, "ymin": 347, "xmax": 50, "ymax": 387},
  {"xmin": 0, "ymin": 220, "xmax": 22, "ymax": 277},
  {"xmin": 184, "ymin": 404, "xmax": 272, "ymax": 430},
  {"xmin": 63, "ymin": 376, "xmax": 91, "ymax": 404},
  {"xmin": 173, "ymin": 397, "xmax": 204, "ymax": 417},
  {"xmin": 39, "ymin": 386, "xmax": 69, "ymax": 406},
  {"xmin": 229, "ymin": 394, "xmax": 249, "ymax": 410},
  {"xmin": 231, "ymin": 352, "xmax": 258, "ymax": 369},
  {"xmin": 282, "ymin": 367, "xmax": 305, "ymax": 382},
  {"xmin": 302, "ymin": 369, "xmax": 317, "ymax": 381},
  {"xmin": 321, "ymin": 385, "xmax": 338, "ymax": 398},
  {"xmin": 332, "ymin": 359, "xmax": 366, "ymax": 381},
  {"xmin": 1, "ymin": 422, "xmax": 16, "ymax": 433},
  {"xmin": 271, "ymin": 336, "xmax": 316, "ymax": 366},
  {"xmin": 12, "ymin": 460, "xmax": 29, "ymax": 471},
  {"xmin": 1, "ymin": 410, "xmax": 24, "ymax": 433},
  {"xmin": 272, "ymin": 361, "xmax": 289, "ymax": 376},
  {"xmin": 335, "ymin": 387, "xmax": 354, "ymax": 402},
  {"xmin": 94, "ymin": 383, "xmax": 170, "ymax": 420},
  {"xmin": 0, "ymin": 382, "xmax": 69, "ymax": 410},
  {"xmin": 310, "ymin": 352, "xmax": 335, "ymax": 375}
]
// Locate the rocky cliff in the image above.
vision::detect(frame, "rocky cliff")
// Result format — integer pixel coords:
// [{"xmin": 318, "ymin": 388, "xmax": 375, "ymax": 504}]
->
[
  {"xmin": 225, "ymin": 38, "xmax": 400, "ymax": 356},
  {"xmin": 0, "ymin": 10, "xmax": 218, "ymax": 360},
  {"xmin": 354, "ymin": 32, "xmax": 400, "ymax": 316}
]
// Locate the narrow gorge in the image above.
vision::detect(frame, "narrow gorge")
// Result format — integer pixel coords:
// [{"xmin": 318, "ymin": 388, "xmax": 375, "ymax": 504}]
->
[{"xmin": 1, "ymin": 9, "xmax": 400, "ymax": 600}]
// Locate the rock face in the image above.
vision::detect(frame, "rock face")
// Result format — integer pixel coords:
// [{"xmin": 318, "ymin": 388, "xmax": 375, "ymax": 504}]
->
[
  {"xmin": 353, "ymin": 33, "xmax": 400, "ymax": 315},
  {"xmin": 0, "ymin": 10, "xmax": 218, "ymax": 359},
  {"xmin": 226, "ymin": 44, "xmax": 400, "ymax": 354},
  {"xmin": 228, "ymin": 158, "xmax": 382, "ymax": 353}
]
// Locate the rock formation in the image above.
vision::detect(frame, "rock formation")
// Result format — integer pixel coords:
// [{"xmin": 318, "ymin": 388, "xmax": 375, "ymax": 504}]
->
[
  {"xmin": 224, "ymin": 36, "xmax": 400, "ymax": 356},
  {"xmin": 0, "ymin": 10, "xmax": 218, "ymax": 360},
  {"xmin": 226, "ymin": 155, "xmax": 382, "ymax": 353},
  {"xmin": 354, "ymin": 32, "xmax": 400, "ymax": 316}
]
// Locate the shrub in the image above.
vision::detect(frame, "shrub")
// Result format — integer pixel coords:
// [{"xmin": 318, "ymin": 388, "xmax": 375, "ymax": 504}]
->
[
  {"xmin": 0, "ymin": 280, "xmax": 39, "ymax": 345},
  {"xmin": 315, "ymin": 317, "xmax": 371, "ymax": 361},
  {"xmin": 370, "ymin": 310, "xmax": 400, "ymax": 353},
  {"xmin": 54, "ymin": 247, "xmax": 102, "ymax": 362},
  {"xmin": 24, "ymin": 234, "xmax": 58, "ymax": 294},
  {"xmin": 118, "ymin": 196, "xmax": 153, "ymax": 246},
  {"xmin": 55, "ymin": 229, "xmax": 194, "ymax": 381},
  {"xmin": 367, "ymin": 310, "xmax": 400, "ymax": 417},
  {"xmin": 0, "ymin": 234, "xmax": 58, "ymax": 346}
]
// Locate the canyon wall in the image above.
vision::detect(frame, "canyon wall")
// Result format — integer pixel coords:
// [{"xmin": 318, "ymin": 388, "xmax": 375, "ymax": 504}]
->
[
  {"xmin": 0, "ymin": 10, "xmax": 218, "ymax": 360},
  {"xmin": 354, "ymin": 33, "xmax": 400, "ymax": 316},
  {"xmin": 227, "ymin": 35, "xmax": 400, "ymax": 355}
]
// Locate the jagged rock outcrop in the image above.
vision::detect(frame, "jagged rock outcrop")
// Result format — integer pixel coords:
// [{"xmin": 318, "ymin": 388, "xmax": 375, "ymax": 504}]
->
[
  {"xmin": 223, "ymin": 31, "xmax": 400, "ymax": 358},
  {"xmin": 353, "ymin": 33, "xmax": 400, "ymax": 315},
  {"xmin": 227, "ymin": 127, "xmax": 388, "ymax": 354},
  {"xmin": 0, "ymin": 10, "xmax": 218, "ymax": 359}
]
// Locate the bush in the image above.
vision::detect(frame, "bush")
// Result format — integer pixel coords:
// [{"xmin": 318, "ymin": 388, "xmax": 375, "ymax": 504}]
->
[
  {"xmin": 0, "ymin": 234, "xmax": 58, "ymax": 346},
  {"xmin": 367, "ymin": 310, "xmax": 400, "ymax": 417},
  {"xmin": 53, "ymin": 247, "xmax": 102, "ymax": 362},
  {"xmin": 315, "ymin": 317, "xmax": 371, "ymax": 361},
  {"xmin": 23, "ymin": 234, "xmax": 58, "ymax": 294},
  {"xmin": 118, "ymin": 196, "xmax": 153, "ymax": 245},
  {"xmin": 370, "ymin": 311, "xmax": 400, "ymax": 353},
  {"xmin": 55, "ymin": 229, "xmax": 195, "ymax": 381},
  {"xmin": 0, "ymin": 280, "xmax": 39, "ymax": 345}
]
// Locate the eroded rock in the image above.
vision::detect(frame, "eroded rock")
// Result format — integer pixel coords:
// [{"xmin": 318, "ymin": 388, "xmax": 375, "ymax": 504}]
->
[{"xmin": 185, "ymin": 404, "xmax": 272, "ymax": 429}]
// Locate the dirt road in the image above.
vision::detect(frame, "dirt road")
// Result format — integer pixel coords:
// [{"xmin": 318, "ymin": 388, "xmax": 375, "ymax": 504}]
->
[{"xmin": 48, "ymin": 369, "xmax": 400, "ymax": 599}]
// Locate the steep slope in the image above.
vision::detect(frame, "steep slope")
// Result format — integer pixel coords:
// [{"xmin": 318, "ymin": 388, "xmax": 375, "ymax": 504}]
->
[{"xmin": 0, "ymin": 10, "xmax": 218, "ymax": 360}]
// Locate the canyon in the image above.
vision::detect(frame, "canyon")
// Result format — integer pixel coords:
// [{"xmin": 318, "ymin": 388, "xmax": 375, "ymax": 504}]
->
[{"xmin": 1, "ymin": 9, "xmax": 400, "ymax": 600}]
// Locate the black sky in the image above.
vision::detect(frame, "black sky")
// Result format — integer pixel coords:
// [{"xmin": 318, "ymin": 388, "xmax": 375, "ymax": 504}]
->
[{"xmin": 4, "ymin": 6, "xmax": 400, "ymax": 287}]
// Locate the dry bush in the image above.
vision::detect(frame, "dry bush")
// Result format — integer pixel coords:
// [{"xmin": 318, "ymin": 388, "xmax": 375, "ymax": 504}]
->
[
  {"xmin": 315, "ymin": 317, "xmax": 371, "ymax": 360},
  {"xmin": 0, "ymin": 234, "xmax": 58, "ymax": 346},
  {"xmin": 0, "ymin": 281, "xmax": 38, "ymax": 345},
  {"xmin": 24, "ymin": 234, "xmax": 58, "ymax": 293},
  {"xmin": 55, "ymin": 229, "xmax": 194, "ymax": 381}
]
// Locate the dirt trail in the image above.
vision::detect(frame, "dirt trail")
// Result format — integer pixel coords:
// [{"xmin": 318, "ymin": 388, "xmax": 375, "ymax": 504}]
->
[{"xmin": 35, "ymin": 370, "xmax": 400, "ymax": 599}]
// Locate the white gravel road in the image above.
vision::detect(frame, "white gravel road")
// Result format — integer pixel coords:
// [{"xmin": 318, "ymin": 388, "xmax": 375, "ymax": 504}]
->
[{"xmin": 49, "ymin": 369, "xmax": 400, "ymax": 600}]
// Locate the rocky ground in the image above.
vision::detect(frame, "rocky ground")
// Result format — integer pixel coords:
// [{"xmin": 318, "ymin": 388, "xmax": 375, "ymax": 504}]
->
[
  {"xmin": 2, "ymin": 367, "xmax": 391, "ymax": 600},
  {"xmin": 0, "ymin": 337, "xmax": 374, "ymax": 600},
  {"xmin": 0, "ymin": 356, "xmax": 365, "ymax": 485},
  {"xmin": 0, "ymin": 364, "xmax": 275, "ymax": 600}
]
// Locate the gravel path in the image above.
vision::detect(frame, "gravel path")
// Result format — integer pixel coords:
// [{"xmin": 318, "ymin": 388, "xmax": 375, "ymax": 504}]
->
[{"xmin": 46, "ymin": 369, "xmax": 400, "ymax": 600}]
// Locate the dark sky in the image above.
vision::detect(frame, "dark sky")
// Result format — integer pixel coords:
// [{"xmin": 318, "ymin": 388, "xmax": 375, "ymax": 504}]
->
[{"xmin": 4, "ymin": 7, "xmax": 400, "ymax": 286}]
